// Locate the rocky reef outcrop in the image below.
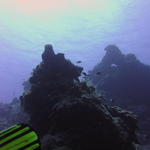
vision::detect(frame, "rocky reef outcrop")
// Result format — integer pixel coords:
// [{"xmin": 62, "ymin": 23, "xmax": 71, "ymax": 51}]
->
[
  {"xmin": 90, "ymin": 45, "xmax": 150, "ymax": 104},
  {"xmin": 0, "ymin": 98, "xmax": 28, "ymax": 130},
  {"xmin": 89, "ymin": 45, "xmax": 150, "ymax": 144},
  {"xmin": 21, "ymin": 44, "xmax": 139, "ymax": 150}
]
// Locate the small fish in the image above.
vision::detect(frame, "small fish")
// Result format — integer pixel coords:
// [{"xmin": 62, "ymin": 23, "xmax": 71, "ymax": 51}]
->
[
  {"xmin": 96, "ymin": 72, "xmax": 101, "ymax": 75},
  {"xmin": 111, "ymin": 64, "xmax": 118, "ymax": 67},
  {"xmin": 82, "ymin": 72, "xmax": 88, "ymax": 76},
  {"xmin": 76, "ymin": 61, "xmax": 82, "ymax": 64},
  {"xmin": 110, "ymin": 99, "xmax": 115, "ymax": 103}
]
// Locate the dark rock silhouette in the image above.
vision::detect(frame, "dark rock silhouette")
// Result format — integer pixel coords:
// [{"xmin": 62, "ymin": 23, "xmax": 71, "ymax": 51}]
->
[
  {"xmin": 89, "ymin": 45, "xmax": 150, "ymax": 144},
  {"xmin": 21, "ymin": 44, "xmax": 139, "ymax": 150},
  {"xmin": 42, "ymin": 44, "xmax": 55, "ymax": 64}
]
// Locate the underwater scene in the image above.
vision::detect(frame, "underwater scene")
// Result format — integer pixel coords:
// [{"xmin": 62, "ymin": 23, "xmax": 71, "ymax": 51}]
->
[{"xmin": 0, "ymin": 0, "xmax": 150, "ymax": 150}]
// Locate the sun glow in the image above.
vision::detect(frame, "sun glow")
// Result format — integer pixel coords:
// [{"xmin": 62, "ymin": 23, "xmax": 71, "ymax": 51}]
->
[
  {"xmin": 0, "ymin": 0, "xmax": 128, "ymax": 50},
  {"xmin": 0, "ymin": 0, "xmax": 70, "ymax": 15},
  {"xmin": 0, "ymin": 0, "xmax": 113, "ymax": 15}
]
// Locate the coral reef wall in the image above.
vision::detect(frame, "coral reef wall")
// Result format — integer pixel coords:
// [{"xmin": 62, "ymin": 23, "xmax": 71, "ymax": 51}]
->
[
  {"xmin": 21, "ymin": 45, "xmax": 139, "ymax": 150},
  {"xmin": 89, "ymin": 45, "xmax": 150, "ymax": 144}
]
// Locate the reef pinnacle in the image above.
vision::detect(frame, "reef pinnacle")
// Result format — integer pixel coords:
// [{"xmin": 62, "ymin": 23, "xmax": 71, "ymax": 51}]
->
[{"xmin": 42, "ymin": 44, "xmax": 55, "ymax": 63}]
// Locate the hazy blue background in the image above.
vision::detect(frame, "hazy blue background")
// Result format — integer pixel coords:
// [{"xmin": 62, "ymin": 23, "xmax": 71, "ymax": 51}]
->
[{"xmin": 0, "ymin": 0, "xmax": 150, "ymax": 103}]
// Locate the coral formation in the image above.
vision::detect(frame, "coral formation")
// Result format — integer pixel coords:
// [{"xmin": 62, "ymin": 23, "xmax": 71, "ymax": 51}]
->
[
  {"xmin": 0, "ymin": 98, "xmax": 28, "ymax": 130},
  {"xmin": 21, "ymin": 44, "xmax": 139, "ymax": 150},
  {"xmin": 89, "ymin": 45, "xmax": 150, "ymax": 144}
]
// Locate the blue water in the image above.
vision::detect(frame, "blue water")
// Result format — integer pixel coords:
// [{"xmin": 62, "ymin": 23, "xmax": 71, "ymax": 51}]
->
[{"xmin": 0, "ymin": 0, "xmax": 150, "ymax": 103}]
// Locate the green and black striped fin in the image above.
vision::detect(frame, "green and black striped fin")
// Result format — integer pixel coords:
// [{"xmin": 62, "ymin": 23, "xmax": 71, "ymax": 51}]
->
[{"xmin": 0, "ymin": 124, "xmax": 40, "ymax": 150}]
